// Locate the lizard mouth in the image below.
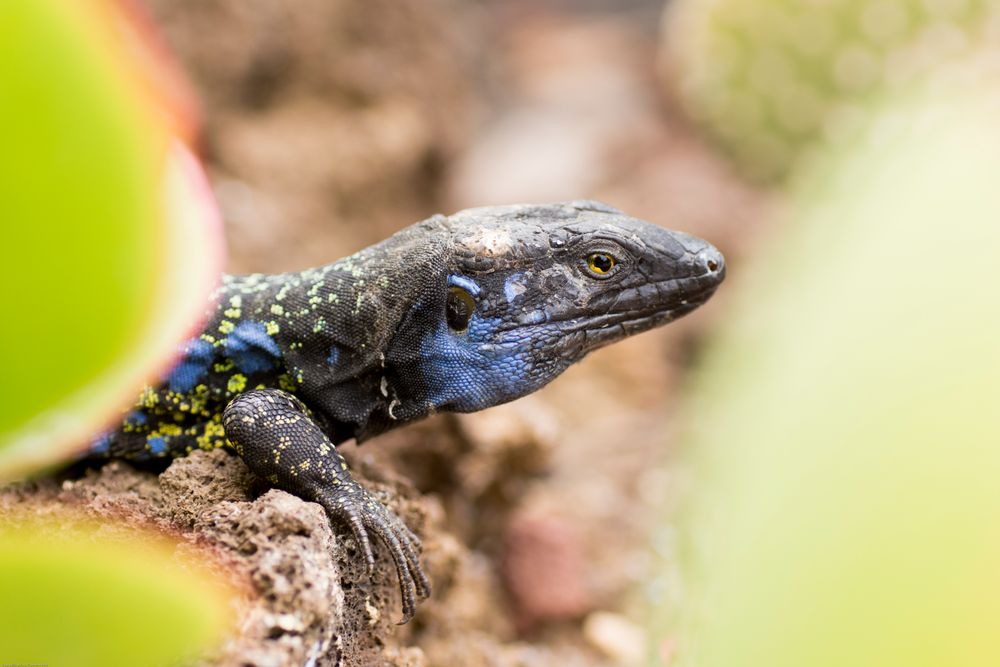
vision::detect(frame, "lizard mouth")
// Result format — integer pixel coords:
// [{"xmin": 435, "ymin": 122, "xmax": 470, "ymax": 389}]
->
[{"xmin": 554, "ymin": 277, "xmax": 723, "ymax": 357}]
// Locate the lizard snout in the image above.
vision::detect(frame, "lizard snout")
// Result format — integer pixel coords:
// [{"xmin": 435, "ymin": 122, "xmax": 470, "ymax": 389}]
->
[{"xmin": 697, "ymin": 245, "xmax": 726, "ymax": 282}]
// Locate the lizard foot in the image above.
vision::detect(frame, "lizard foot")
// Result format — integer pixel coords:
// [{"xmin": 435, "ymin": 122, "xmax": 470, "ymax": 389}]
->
[
  {"xmin": 318, "ymin": 479, "xmax": 431, "ymax": 623},
  {"xmin": 223, "ymin": 388, "xmax": 431, "ymax": 623}
]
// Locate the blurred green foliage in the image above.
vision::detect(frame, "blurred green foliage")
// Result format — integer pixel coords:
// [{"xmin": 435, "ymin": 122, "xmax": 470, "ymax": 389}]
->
[
  {"xmin": 0, "ymin": 0, "xmax": 158, "ymax": 456},
  {"xmin": 0, "ymin": 2, "xmax": 231, "ymax": 664},
  {"xmin": 669, "ymin": 75, "xmax": 1000, "ymax": 667},
  {"xmin": 662, "ymin": 2, "xmax": 1000, "ymax": 661},
  {"xmin": 664, "ymin": 0, "xmax": 1000, "ymax": 180},
  {"xmin": 0, "ymin": 521, "xmax": 233, "ymax": 667}
]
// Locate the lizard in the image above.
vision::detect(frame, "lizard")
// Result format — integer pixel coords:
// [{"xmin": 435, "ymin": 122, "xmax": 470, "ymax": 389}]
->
[{"xmin": 85, "ymin": 200, "xmax": 725, "ymax": 623}]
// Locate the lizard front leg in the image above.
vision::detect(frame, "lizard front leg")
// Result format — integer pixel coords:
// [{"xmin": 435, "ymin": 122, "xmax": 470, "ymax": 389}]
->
[{"xmin": 221, "ymin": 388, "xmax": 431, "ymax": 623}]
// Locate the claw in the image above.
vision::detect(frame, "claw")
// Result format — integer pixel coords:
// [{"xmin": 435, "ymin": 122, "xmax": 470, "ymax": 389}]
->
[
  {"xmin": 321, "ymin": 484, "xmax": 430, "ymax": 623},
  {"xmin": 345, "ymin": 508, "xmax": 376, "ymax": 575}
]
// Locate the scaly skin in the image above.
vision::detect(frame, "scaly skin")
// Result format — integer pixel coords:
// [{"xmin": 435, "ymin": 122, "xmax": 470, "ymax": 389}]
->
[{"xmin": 87, "ymin": 200, "xmax": 725, "ymax": 622}]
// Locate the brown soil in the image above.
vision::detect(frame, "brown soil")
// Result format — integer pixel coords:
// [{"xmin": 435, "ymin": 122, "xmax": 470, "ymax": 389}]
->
[{"xmin": 1, "ymin": 1, "xmax": 768, "ymax": 665}]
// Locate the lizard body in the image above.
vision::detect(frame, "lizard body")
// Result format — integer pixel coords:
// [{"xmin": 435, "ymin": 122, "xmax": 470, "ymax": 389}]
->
[{"xmin": 87, "ymin": 200, "xmax": 725, "ymax": 622}]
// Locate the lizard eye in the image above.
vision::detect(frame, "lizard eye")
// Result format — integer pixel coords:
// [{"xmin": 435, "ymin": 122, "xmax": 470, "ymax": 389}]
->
[
  {"xmin": 446, "ymin": 286, "xmax": 475, "ymax": 332},
  {"xmin": 586, "ymin": 252, "xmax": 617, "ymax": 278}
]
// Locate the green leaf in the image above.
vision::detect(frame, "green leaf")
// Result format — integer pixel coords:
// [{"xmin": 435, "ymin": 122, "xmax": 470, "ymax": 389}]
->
[
  {"xmin": 0, "ymin": 520, "xmax": 234, "ymax": 667},
  {"xmin": 0, "ymin": 0, "xmax": 222, "ymax": 479}
]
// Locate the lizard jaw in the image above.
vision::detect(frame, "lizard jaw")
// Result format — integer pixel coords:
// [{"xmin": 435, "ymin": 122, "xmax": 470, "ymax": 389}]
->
[
  {"xmin": 548, "ymin": 287, "xmax": 718, "ymax": 358},
  {"xmin": 581, "ymin": 284, "xmax": 721, "ymax": 352}
]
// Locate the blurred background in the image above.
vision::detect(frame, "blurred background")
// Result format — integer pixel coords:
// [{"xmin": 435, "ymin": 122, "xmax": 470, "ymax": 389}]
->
[{"xmin": 146, "ymin": 0, "xmax": 763, "ymax": 273}]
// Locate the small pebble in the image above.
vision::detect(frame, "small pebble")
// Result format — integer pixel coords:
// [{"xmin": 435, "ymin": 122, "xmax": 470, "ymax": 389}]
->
[{"xmin": 582, "ymin": 610, "xmax": 646, "ymax": 666}]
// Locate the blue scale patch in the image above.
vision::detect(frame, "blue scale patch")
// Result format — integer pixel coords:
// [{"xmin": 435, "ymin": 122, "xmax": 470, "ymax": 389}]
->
[
  {"xmin": 327, "ymin": 344, "xmax": 341, "ymax": 367},
  {"xmin": 124, "ymin": 410, "xmax": 147, "ymax": 427},
  {"xmin": 418, "ymin": 315, "xmax": 532, "ymax": 412},
  {"xmin": 148, "ymin": 436, "xmax": 168, "ymax": 456},
  {"xmin": 168, "ymin": 338, "xmax": 216, "ymax": 393},
  {"xmin": 89, "ymin": 431, "xmax": 112, "ymax": 455},
  {"xmin": 503, "ymin": 273, "xmax": 526, "ymax": 303},
  {"xmin": 223, "ymin": 321, "xmax": 283, "ymax": 374}
]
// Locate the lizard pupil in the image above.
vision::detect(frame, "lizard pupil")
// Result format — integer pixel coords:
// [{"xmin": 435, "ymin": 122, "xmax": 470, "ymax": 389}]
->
[
  {"xmin": 446, "ymin": 286, "xmax": 475, "ymax": 331},
  {"xmin": 587, "ymin": 252, "xmax": 616, "ymax": 276}
]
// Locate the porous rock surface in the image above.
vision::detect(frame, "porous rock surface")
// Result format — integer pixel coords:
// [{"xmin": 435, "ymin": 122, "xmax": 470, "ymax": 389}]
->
[{"xmin": 1, "ymin": 436, "xmax": 602, "ymax": 666}]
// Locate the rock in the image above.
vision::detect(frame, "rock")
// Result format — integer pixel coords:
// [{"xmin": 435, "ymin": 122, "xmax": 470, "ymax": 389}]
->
[{"xmin": 502, "ymin": 512, "xmax": 592, "ymax": 628}]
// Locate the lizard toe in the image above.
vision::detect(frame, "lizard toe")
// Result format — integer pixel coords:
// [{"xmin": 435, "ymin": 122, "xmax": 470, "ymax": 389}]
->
[{"xmin": 322, "ymin": 483, "xmax": 430, "ymax": 623}]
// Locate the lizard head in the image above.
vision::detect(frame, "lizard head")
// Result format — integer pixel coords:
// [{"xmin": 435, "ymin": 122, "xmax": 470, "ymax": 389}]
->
[{"xmin": 381, "ymin": 200, "xmax": 725, "ymax": 422}]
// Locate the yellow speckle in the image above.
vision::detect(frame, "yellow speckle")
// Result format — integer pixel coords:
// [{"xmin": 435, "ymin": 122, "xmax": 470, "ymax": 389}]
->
[
  {"xmin": 139, "ymin": 386, "xmax": 159, "ymax": 408},
  {"xmin": 270, "ymin": 304, "xmax": 284, "ymax": 316},
  {"xmin": 152, "ymin": 423, "xmax": 183, "ymax": 437},
  {"xmin": 278, "ymin": 373, "xmax": 298, "ymax": 393},
  {"xmin": 213, "ymin": 359, "xmax": 235, "ymax": 373},
  {"xmin": 224, "ymin": 307, "xmax": 242, "ymax": 318},
  {"xmin": 219, "ymin": 320, "xmax": 235, "ymax": 334},
  {"xmin": 229, "ymin": 295, "xmax": 242, "ymax": 308},
  {"xmin": 189, "ymin": 384, "xmax": 211, "ymax": 415},
  {"xmin": 228, "ymin": 374, "xmax": 247, "ymax": 394},
  {"xmin": 196, "ymin": 419, "xmax": 226, "ymax": 450},
  {"xmin": 266, "ymin": 321, "xmax": 280, "ymax": 335}
]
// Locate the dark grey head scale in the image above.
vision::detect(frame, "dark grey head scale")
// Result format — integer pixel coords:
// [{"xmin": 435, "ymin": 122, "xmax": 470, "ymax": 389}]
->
[{"xmin": 373, "ymin": 200, "xmax": 725, "ymax": 434}]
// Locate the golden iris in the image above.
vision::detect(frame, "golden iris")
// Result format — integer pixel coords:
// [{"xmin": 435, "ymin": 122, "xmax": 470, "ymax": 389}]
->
[{"xmin": 587, "ymin": 252, "xmax": 616, "ymax": 275}]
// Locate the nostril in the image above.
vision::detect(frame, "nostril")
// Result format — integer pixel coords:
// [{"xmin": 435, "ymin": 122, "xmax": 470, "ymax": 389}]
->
[{"xmin": 698, "ymin": 248, "xmax": 725, "ymax": 277}]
